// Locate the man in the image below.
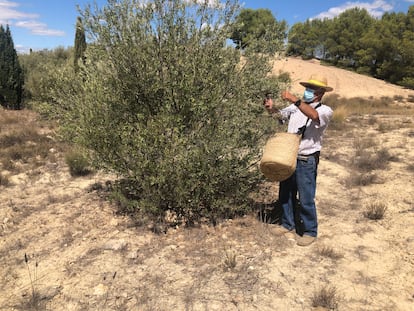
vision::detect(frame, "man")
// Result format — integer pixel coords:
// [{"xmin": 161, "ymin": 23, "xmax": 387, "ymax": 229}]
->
[{"xmin": 263, "ymin": 74, "xmax": 333, "ymax": 246}]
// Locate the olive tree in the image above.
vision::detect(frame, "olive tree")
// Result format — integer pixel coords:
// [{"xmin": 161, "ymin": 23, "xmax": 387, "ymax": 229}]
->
[{"xmin": 52, "ymin": 0, "xmax": 286, "ymax": 224}]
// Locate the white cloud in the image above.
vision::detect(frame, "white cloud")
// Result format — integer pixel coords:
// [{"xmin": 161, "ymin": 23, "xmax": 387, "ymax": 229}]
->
[
  {"xmin": 0, "ymin": 0, "xmax": 64, "ymax": 36},
  {"xmin": 0, "ymin": 0, "xmax": 38, "ymax": 23},
  {"xmin": 312, "ymin": 0, "xmax": 394, "ymax": 20},
  {"xmin": 15, "ymin": 20, "xmax": 65, "ymax": 36}
]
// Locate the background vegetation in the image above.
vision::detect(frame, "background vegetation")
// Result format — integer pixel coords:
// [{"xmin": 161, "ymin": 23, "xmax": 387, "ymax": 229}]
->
[
  {"xmin": 286, "ymin": 6, "xmax": 414, "ymax": 89},
  {"xmin": 230, "ymin": 8, "xmax": 287, "ymax": 51},
  {"xmin": 19, "ymin": 47, "xmax": 72, "ymax": 113}
]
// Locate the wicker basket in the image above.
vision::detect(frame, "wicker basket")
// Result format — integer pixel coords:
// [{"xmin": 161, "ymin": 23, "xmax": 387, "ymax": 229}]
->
[{"xmin": 260, "ymin": 132, "xmax": 301, "ymax": 182}]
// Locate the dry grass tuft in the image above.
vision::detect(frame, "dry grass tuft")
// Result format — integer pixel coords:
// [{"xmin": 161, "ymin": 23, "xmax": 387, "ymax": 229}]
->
[
  {"xmin": 0, "ymin": 109, "xmax": 61, "ymax": 174},
  {"xmin": 377, "ymin": 121, "xmax": 400, "ymax": 133},
  {"xmin": 324, "ymin": 95, "xmax": 413, "ymax": 116},
  {"xmin": 407, "ymin": 163, "xmax": 414, "ymax": 172},
  {"xmin": 393, "ymin": 95, "xmax": 404, "ymax": 102},
  {"xmin": 367, "ymin": 116, "xmax": 378, "ymax": 125},
  {"xmin": 363, "ymin": 202, "xmax": 387, "ymax": 220},
  {"xmin": 353, "ymin": 147, "xmax": 395, "ymax": 171},
  {"xmin": 346, "ymin": 172, "xmax": 380, "ymax": 187},
  {"xmin": 328, "ymin": 102, "xmax": 409, "ymax": 134},
  {"xmin": 345, "ymin": 137, "xmax": 396, "ymax": 187},
  {"xmin": 17, "ymin": 291, "xmax": 44, "ymax": 311},
  {"xmin": 0, "ymin": 173, "xmax": 11, "ymax": 187},
  {"xmin": 311, "ymin": 285, "xmax": 340, "ymax": 310},
  {"xmin": 223, "ymin": 249, "xmax": 237, "ymax": 270},
  {"xmin": 353, "ymin": 137, "xmax": 377, "ymax": 153},
  {"xmin": 317, "ymin": 245, "xmax": 344, "ymax": 260},
  {"xmin": 19, "ymin": 253, "xmax": 44, "ymax": 311},
  {"xmin": 330, "ymin": 105, "xmax": 349, "ymax": 130}
]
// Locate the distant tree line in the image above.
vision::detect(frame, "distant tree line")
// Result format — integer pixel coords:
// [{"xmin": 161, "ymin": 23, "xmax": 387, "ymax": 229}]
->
[
  {"xmin": 230, "ymin": 8, "xmax": 287, "ymax": 53},
  {"xmin": 286, "ymin": 5, "xmax": 414, "ymax": 89}
]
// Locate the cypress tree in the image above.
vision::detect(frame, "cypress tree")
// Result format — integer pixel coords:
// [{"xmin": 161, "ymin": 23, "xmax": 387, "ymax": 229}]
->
[
  {"xmin": 0, "ymin": 24, "xmax": 24, "ymax": 109},
  {"xmin": 74, "ymin": 17, "xmax": 86, "ymax": 72}
]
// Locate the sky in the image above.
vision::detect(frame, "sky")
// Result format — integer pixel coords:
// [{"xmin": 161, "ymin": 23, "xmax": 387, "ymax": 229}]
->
[{"xmin": 1, "ymin": 0, "xmax": 414, "ymax": 54}]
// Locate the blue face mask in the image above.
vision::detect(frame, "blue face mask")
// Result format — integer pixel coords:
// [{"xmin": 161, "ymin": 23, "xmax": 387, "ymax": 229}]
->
[{"xmin": 303, "ymin": 88, "xmax": 315, "ymax": 103}]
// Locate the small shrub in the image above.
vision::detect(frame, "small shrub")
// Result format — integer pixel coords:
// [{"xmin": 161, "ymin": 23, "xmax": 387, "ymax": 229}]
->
[
  {"xmin": 377, "ymin": 122, "xmax": 397, "ymax": 133},
  {"xmin": 353, "ymin": 152, "xmax": 378, "ymax": 171},
  {"xmin": 0, "ymin": 173, "xmax": 10, "ymax": 187},
  {"xmin": 223, "ymin": 249, "xmax": 237, "ymax": 270},
  {"xmin": 348, "ymin": 137, "xmax": 396, "ymax": 187},
  {"xmin": 330, "ymin": 105, "xmax": 349, "ymax": 130},
  {"xmin": 352, "ymin": 147, "xmax": 393, "ymax": 171},
  {"xmin": 353, "ymin": 138, "xmax": 376, "ymax": 157},
  {"xmin": 311, "ymin": 285, "xmax": 340, "ymax": 310},
  {"xmin": 398, "ymin": 77, "xmax": 414, "ymax": 89},
  {"xmin": 356, "ymin": 66, "xmax": 371, "ymax": 75},
  {"xmin": 393, "ymin": 95, "xmax": 404, "ymax": 102},
  {"xmin": 368, "ymin": 116, "xmax": 377, "ymax": 125},
  {"xmin": 65, "ymin": 151, "xmax": 92, "ymax": 177},
  {"xmin": 363, "ymin": 202, "xmax": 387, "ymax": 220},
  {"xmin": 408, "ymin": 95, "xmax": 414, "ymax": 103},
  {"xmin": 346, "ymin": 172, "xmax": 379, "ymax": 187},
  {"xmin": 378, "ymin": 97, "xmax": 391, "ymax": 107}
]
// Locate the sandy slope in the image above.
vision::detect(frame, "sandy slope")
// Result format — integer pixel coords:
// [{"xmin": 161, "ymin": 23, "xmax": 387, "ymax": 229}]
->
[
  {"xmin": 0, "ymin": 58, "xmax": 413, "ymax": 310},
  {"xmin": 272, "ymin": 57, "xmax": 414, "ymax": 100}
]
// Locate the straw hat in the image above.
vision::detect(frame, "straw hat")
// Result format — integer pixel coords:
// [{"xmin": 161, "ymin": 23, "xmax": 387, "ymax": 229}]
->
[{"xmin": 299, "ymin": 74, "xmax": 333, "ymax": 92}]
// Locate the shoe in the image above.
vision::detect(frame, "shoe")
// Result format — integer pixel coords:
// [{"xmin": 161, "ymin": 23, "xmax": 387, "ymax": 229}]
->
[
  {"xmin": 284, "ymin": 231, "xmax": 297, "ymax": 241},
  {"xmin": 270, "ymin": 225, "xmax": 291, "ymax": 236},
  {"xmin": 296, "ymin": 235, "xmax": 316, "ymax": 246}
]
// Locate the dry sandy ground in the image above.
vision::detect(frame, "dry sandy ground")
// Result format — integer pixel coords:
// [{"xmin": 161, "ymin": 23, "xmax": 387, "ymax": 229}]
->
[{"xmin": 1, "ymin": 58, "xmax": 413, "ymax": 311}]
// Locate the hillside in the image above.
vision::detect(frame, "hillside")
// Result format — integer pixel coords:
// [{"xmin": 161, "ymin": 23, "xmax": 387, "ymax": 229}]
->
[
  {"xmin": 272, "ymin": 57, "xmax": 414, "ymax": 100},
  {"xmin": 0, "ymin": 58, "xmax": 413, "ymax": 311}
]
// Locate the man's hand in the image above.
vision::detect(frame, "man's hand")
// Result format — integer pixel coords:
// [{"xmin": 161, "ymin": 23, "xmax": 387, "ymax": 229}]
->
[
  {"xmin": 281, "ymin": 90, "xmax": 298, "ymax": 103},
  {"xmin": 263, "ymin": 97, "xmax": 274, "ymax": 113}
]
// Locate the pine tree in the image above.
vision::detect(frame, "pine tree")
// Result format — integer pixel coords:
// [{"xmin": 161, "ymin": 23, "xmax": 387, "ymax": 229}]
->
[
  {"xmin": 0, "ymin": 24, "xmax": 24, "ymax": 109},
  {"xmin": 74, "ymin": 17, "xmax": 86, "ymax": 72}
]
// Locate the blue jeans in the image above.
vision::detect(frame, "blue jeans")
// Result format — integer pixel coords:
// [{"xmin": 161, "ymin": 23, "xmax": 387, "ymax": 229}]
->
[{"xmin": 278, "ymin": 156, "xmax": 318, "ymax": 237}]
